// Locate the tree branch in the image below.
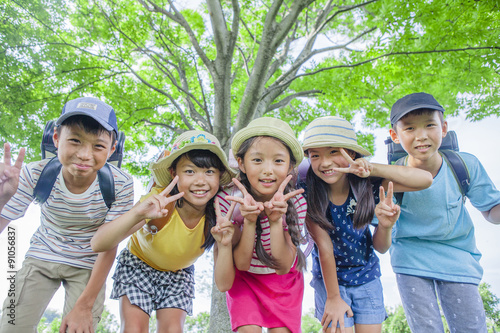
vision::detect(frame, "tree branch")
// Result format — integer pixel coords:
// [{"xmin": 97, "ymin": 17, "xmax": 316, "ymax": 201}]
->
[{"xmin": 266, "ymin": 90, "xmax": 322, "ymax": 111}]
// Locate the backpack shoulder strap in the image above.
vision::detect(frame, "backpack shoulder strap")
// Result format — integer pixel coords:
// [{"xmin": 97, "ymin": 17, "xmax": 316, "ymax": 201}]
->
[
  {"xmin": 439, "ymin": 150, "xmax": 470, "ymax": 200},
  {"xmin": 98, "ymin": 163, "xmax": 115, "ymax": 209},
  {"xmin": 392, "ymin": 156, "xmax": 407, "ymax": 206},
  {"xmin": 33, "ymin": 157, "xmax": 63, "ymax": 205}
]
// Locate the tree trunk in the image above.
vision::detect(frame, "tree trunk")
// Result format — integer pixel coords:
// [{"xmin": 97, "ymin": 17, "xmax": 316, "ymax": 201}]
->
[{"xmin": 208, "ymin": 276, "xmax": 232, "ymax": 333}]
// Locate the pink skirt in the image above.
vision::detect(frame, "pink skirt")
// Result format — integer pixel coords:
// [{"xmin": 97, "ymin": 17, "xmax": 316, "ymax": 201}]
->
[{"xmin": 226, "ymin": 265, "xmax": 304, "ymax": 332}]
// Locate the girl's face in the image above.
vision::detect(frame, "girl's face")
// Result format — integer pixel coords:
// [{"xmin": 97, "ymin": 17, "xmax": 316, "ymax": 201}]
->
[
  {"xmin": 308, "ymin": 146, "xmax": 354, "ymax": 186},
  {"xmin": 237, "ymin": 137, "xmax": 292, "ymax": 202},
  {"xmin": 171, "ymin": 155, "xmax": 221, "ymax": 210}
]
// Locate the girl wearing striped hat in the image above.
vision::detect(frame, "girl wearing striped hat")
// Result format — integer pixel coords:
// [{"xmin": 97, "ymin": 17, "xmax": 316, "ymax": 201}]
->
[{"xmin": 300, "ymin": 116, "xmax": 432, "ymax": 333}]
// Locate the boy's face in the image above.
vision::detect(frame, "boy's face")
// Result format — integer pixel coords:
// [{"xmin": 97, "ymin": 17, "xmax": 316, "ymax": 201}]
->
[
  {"xmin": 390, "ymin": 110, "xmax": 447, "ymax": 163},
  {"xmin": 53, "ymin": 125, "xmax": 116, "ymax": 186}
]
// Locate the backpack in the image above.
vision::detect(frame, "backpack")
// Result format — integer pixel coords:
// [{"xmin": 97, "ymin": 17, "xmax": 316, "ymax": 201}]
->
[
  {"xmin": 34, "ymin": 120, "xmax": 126, "ymax": 208},
  {"xmin": 385, "ymin": 130, "xmax": 470, "ymax": 205}
]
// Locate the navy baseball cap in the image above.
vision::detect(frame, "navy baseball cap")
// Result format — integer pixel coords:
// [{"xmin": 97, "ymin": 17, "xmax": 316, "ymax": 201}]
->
[
  {"xmin": 56, "ymin": 97, "xmax": 118, "ymax": 135},
  {"xmin": 391, "ymin": 92, "xmax": 445, "ymax": 126}
]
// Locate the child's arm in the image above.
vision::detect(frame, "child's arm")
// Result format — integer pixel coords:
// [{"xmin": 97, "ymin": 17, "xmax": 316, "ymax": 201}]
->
[
  {"xmin": 91, "ymin": 177, "xmax": 184, "ymax": 252},
  {"xmin": 0, "ymin": 143, "xmax": 26, "ymax": 233},
  {"xmin": 59, "ymin": 247, "xmax": 117, "ymax": 333},
  {"xmin": 481, "ymin": 205, "xmax": 500, "ymax": 224},
  {"xmin": 306, "ymin": 216, "xmax": 353, "ymax": 333},
  {"xmin": 226, "ymin": 178, "xmax": 263, "ymax": 271},
  {"xmin": 264, "ymin": 175, "xmax": 304, "ymax": 274},
  {"xmin": 212, "ymin": 198, "xmax": 236, "ymax": 292},
  {"xmin": 334, "ymin": 148, "xmax": 433, "ymax": 192},
  {"xmin": 373, "ymin": 182, "xmax": 400, "ymax": 253}
]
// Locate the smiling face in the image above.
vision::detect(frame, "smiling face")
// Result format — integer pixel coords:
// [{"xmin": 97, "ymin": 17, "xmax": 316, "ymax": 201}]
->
[
  {"xmin": 307, "ymin": 146, "xmax": 353, "ymax": 188},
  {"xmin": 237, "ymin": 137, "xmax": 292, "ymax": 202},
  {"xmin": 390, "ymin": 110, "xmax": 447, "ymax": 167},
  {"xmin": 171, "ymin": 155, "xmax": 221, "ymax": 210},
  {"xmin": 53, "ymin": 124, "xmax": 115, "ymax": 190}
]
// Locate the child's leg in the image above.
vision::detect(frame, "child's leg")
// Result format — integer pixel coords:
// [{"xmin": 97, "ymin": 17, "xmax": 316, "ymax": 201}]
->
[
  {"xmin": 435, "ymin": 280, "xmax": 487, "ymax": 333},
  {"xmin": 119, "ymin": 295, "xmax": 150, "ymax": 333},
  {"xmin": 61, "ymin": 265, "xmax": 106, "ymax": 330},
  {"xmin": 0, "ymin": 257, "xmax": 60, "ymax": 333},
  {"xmin": 353, "ymin": 324, "xmax": 382, "ymax": 333},
  {"xmin": 396, "ymin": 274, "xmax": 445, "ymax": 333},
  {"xmin": 237, "ymin": 325, "xmax": 263, "ymax": 333},
  {"xmin": 156, "ymin": 308, "xmax": 187, "ymax": 333}
]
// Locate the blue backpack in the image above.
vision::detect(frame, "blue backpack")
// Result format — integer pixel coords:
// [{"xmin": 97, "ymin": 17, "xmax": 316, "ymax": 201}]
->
[
  {"xmin": 34, "ymin": 120, "xmax": 125, "ymax": 208},
  {"xmin": 385, "ymin": 130, "xmax": 470, "ymax": 205}
]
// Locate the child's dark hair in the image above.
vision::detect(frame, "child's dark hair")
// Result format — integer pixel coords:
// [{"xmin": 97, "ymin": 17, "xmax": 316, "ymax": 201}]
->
[
  {"xmin": 57, "ymin": 115, "xmax": 117, "ymax": 143},
  {"xmin": 169, "ymin": 149, "xmax": 226, "ymax": 251},
  {"xmin": 306, "ymin": 151, "xmax": 375, "ymax": 230},
  {"xmin": 392, "ymin": 108, "xmax": 444, "ymax": 130},
  {"xmin": 236, "ymin": 136, "xmax": 305, "ymax": 271}
]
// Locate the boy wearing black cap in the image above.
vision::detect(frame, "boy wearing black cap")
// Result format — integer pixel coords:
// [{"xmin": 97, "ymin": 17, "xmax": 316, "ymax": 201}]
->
[
  {"xmin": 0, "ymin": 97, "xmax": 134, "ymax": 332},
  {"xmin": 388, "ymin": 92, "xmax": 500, "ymax": 333}
]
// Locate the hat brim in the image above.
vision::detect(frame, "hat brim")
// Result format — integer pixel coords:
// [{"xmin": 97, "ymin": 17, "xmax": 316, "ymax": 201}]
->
[
  {"xmin": 302, "ymin": 141, "xmax": 371, "ymax": 157},
  {"xmin": 391, "ymin": 104, "xmax": 445, "ymax": 125},
  {"xmin": 150, "ymin": 143, "xmax": 237, "ymax": 187},
  {"xmin": 231, "ymin": 127, "xmax": 304, "ymax": 165},
  {"xmin": 56, "ymin": 111, "xmax": 116, "ymax": 134}
]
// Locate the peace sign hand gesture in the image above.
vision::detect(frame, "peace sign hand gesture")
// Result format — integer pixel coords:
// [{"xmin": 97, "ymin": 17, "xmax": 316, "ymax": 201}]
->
[
  {"xmin": 211, "ymin": 197, "xmax": 236, "ymax": 247},
  {"xmin": 333, "ymin": 148, "xmax": 373, "ymax": 178},
  {"xmin": 375, "ymin": 181, "xmax": 400, "ymax": 230},
  {"xmin": 0, "ymin": 143, "xmax": 26, "ymax": 207},
  {"xmin": 263, "ymin": 174, "xmax": 304, "ymax": 224},
  {"xmin": 134, "ymin": 175, "xmax": 185, "ymax": 221},
  {"xmin": 225, "ymin": 178, "xmax": 264, "ymax": 225}
]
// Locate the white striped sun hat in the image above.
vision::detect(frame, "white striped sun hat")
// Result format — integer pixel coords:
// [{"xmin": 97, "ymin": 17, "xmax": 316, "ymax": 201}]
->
[{"xmin": 302, "ymin": 116, "xmax": 371, "ymax": 157}]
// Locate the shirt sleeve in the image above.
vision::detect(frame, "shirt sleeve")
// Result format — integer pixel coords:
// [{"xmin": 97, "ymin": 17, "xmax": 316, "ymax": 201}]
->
[
  {"xmin": 104, "ymin": 169, "xmax": 135, "ymax": 223},
  {"xmin": 461, "ymin": 152, "xmax": 500, "ymax": 212}
]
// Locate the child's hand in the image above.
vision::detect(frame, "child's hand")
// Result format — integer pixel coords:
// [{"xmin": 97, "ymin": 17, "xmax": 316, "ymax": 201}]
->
[
  {"xmin": 135, "ymin": 176, "xmax": 184, "ymax": 221},
  {"xmin": 211, "ymin": 197, "xmax": 236, "ymax": 247},
  {"xmin": 0, "ymin": 143, "xmax": 25, "ymax": 206},
  {"xmin": 375, "ymin": 181, "xmax": 400, "ymax": 230},
  {"xmin": 322, "ymin": 294, "xmax": 353, "ymax": 333},
  {"xmin": 226, "ymin": 178, "xmax": 264, "ymax": 224},
  {"xmin": 333, "ymin": 148, "xmax": 372, "ymax": 178},
  {"xmin": 263, "ymin": 174, "xmax": 304, "ymax": 224}
]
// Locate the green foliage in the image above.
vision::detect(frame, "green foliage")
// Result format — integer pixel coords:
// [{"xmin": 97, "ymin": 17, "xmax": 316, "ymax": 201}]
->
[
  {"xmin": 382, "ymin": 305, "xmax": 411, "ymax": 333},
  {"xmin": 480, "ymin": 282, "xmax": 500, "ymax": 331},
  {"xmin": 185, "ymin": 311, "xmax": 210, "ymax": 333},
  {"xmin": 301, "ymin": 308, "xmax": 322, "ymax": 333},
  {"xmin": 1, "ymin": 0, "xmax": 499, "ymax": 177},
  {"xmin": 36, "ymin": 306, "xmax": 118, "ymax": 333}
]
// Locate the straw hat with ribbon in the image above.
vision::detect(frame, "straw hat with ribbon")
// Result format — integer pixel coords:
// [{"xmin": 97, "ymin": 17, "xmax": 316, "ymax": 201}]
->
[
  {"xmin": 302, "ymin": 116, "xmax": 371, "ymax": 157},
  {"xmin": 231, "ymin": 117, "xmax": 303, "ymax": 164},
  {"xmin": 150, "ymin": 130, "xmax": 236, "ymax": 187}
]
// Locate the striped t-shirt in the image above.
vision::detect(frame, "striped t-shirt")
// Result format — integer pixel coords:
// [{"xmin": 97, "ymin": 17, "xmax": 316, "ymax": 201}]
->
[
  {"xmin": 216, "ymin": 186, "xmax": 307, "ymax": 274},
  {"xmin": 1, "ymin": 159, "xmax": 134, "ymax": 269}
]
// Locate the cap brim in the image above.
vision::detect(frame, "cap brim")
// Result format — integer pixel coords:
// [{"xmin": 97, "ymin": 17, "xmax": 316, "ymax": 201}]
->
[{"xmin": 56, "ymin": 111, "xmax": 115, "ymax": 133}]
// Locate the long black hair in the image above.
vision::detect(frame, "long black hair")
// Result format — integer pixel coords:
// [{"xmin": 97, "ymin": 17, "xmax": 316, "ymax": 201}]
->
[
  {"xmin": 306, "ymin": 150, "xmax": 375, "ymax": 231},
  {"xmin": 236, "ymin": 136, "xmax": 305, "ymax": 271},
  {"xmin": 169, "ymin": 149, "xmax": 226, "ymax": 251}
]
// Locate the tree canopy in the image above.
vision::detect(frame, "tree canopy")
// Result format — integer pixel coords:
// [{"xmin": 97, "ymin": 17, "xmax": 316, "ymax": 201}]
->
[{"xmin": 1, "ymin": 0, "xmax": 499, "ymax": 175}]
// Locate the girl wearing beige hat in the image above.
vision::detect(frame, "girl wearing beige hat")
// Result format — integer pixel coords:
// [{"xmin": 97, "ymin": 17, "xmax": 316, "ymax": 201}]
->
[
  {"xmin": 300, "ymin": 116, "xmax": 433, "ymax": 333},
  {"xmin": 215, "ymin": 117, "xmax": 307, "ymax": 333},
  {"xmin": 91, "ymin": 130, "xmax": 236, "ymax": 332}
]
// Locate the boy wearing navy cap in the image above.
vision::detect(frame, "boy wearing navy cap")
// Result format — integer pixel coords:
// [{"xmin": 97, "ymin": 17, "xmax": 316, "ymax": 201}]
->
[
  {"xmin": 0, "ymin": 97, "xmax": 134, "ymax": 332},
  {"xmin": 388, "ymin": 92, "xmax": 500, "ymax": 332}
]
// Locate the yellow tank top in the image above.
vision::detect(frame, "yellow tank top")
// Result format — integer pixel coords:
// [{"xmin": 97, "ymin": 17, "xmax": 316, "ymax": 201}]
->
[{"xmin": 128, "ymin": 189, "xmax": 206, "ymax": 271}]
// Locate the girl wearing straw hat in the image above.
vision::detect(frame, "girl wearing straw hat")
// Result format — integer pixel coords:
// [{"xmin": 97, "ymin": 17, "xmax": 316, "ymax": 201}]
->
[
  {"xmin": 300, "ymin": 116, "xmax": 432, "ymax": 333},
  {"xmin": 215, "ymin": 117, "xmax": 307, "ymax": 333},
  {"xmin": 91, "ymin": 130, "xmax": 236, "ymax": 332}
]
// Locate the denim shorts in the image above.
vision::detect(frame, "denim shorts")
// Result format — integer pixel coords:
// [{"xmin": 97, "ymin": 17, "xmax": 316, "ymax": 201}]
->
[{"xmin": 311, "ymin": 277, "xmax": 387, "ymax": 328}]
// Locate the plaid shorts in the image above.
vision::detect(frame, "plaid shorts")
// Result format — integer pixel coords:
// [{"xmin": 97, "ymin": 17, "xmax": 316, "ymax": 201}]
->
[{"xmin": 110, "ymin": 248, "xmax": 195, "ymax": 316}]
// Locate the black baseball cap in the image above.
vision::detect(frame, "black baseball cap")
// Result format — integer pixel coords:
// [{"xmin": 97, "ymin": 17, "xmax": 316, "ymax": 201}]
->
[{"xmin": 391, "ymin": 92, "xmax": 445, "ymax": 126}]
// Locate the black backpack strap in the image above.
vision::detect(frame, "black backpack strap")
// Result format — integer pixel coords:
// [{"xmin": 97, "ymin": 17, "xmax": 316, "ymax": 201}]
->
[
  {"xmin": 33, "ymin": 157, "xmax": 63, "ymax": 205},
  {"xmin": 439, "ymin": 150, "xmax": 470, "ymax": 201},
  {"xmin": 393, "ymin": 157, "xmax": 407, "ymax": 206},
  {"xmin": 98, "ymin": 163, "xmax": 115, "ymax": 209}
]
